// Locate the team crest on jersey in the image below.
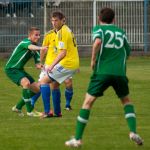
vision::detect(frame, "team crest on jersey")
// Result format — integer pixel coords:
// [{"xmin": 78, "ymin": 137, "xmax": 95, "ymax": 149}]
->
[{"xmin": 58, "ymin": 41, "xmax": 64, "ymax": 49}]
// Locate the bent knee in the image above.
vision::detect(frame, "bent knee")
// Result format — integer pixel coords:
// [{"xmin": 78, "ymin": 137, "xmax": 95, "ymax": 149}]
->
[
  {"xmin": 82, "ymin": 93, "xmax": 96, "ymax": 109},
  {"xmin": 20, "ymin": 78, "xmax": 31, "ymax": 88}
]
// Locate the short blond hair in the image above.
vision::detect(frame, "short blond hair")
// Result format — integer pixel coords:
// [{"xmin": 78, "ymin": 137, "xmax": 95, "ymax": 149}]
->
[{"xmin": 28, "ymin": 27, "xmax": 40, "ymax": 34}]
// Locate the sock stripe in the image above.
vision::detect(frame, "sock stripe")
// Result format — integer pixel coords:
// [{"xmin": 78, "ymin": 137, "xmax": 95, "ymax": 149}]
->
[
  {"xmin": 41, "ymin": 84, "xmax": 50, "ymax": 88},
  {"xmin": 77, "ymin": 116, "xmax": 88, "ymax": 124},
  {"xmin": 65, "ymin": 89, "xmax": 73, "ymax": 93},
  {"xmin": 125, "ymin": 113, "xmax": 136, "ymax": 119},
  {"xmin": 23, "ymin": 97, "xmax": 31, "ymax": 102}
]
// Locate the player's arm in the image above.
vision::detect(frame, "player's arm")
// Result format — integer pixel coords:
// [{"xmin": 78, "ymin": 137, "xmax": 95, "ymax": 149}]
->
[
  {"xmin": 40, "ymin": 46, "xmax": 47, "ymax": 63},
  {"xmin": 91, "ymin": 38, "xmax": 101, "ymax": 70},
  {"xmin": 33, "ymin": 51, "xmax": 43, "ymax": 69},
  {"xmin": 28, "ymin": 44, "xmax": 48, "ymax": 52},
  {"xmin": 47, "ymin": 49, "xmax": 66, "ymax": 72}
]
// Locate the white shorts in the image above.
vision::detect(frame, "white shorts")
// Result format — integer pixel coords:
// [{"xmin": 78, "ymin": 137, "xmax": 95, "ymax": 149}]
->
[
  {"xmin": 39, "ymin": 64, "xmax": 75, "ymax": 84},
  {"xmin": 39, "ymin": 69, "xmax": 47, "ymax": 82}
]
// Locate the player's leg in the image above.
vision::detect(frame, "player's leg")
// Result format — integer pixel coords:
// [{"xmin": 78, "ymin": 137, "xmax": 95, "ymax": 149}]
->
[
  {"xmin": 30, "ymin": 69, "xmax": 48, "ymax": 107},
  {"xmin": 65, "ymin": 93, "xmax": 96, "ymax": 147},
  {"xmin": 30, "ymin": 91, "xmax": 41, "ymax": 107},
  {"xmin": 65, "ymin": 74, "xmax": 106, "ymax": 147},
  {"xmin": 12, "ymin": 98, "xmax": 25, "ymax": 116},
  {"xmin": 40, "ymin": 74, "xmax": 53, "ymax": 117},
  {"xmin": 121, "ymin": 96, "xmax": 143, "ymax": 145},
  {"xmin": 75, "ymin": 93, "xmax": 96, "ymax": 139},
  {"xmin": 113, "ymin": 76, "xmax": 143, "ymax": 145},
  {"xmin": 51, "ymin": 82, "xmax": 62, "ymax": 117},
  {"xmin": 15, "ymin": 99, "xmax": 25, "ymax": 110},
  {"xmin": 20, "ymin": 77, "xmax": 35, "ymax": 113},
  {"xmin": 13, "ymin": 82, "xmax": 41, "ymax": 116},
  {"xmin": 21, "ymin": 72, "xmax": 43, "ymax": 117},
  {"xmin": 48, "ymin": 64, "xmax": 77, "ymax": 116},
  {"xmin": 5, "ymin": 69, "xmax": 32, "ymax": 115},
  {"xmin": 64, "ymin": 78, "xmax": 73, "ymax": 110},
  {"xmin": 30, "ymin": 82, "xmax": 41, "ymax": 107}
]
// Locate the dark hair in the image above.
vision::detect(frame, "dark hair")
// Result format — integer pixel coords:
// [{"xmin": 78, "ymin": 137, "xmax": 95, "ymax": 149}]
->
[
  {"xmin": 28, "ymin": 27, "xmax": 40, "ymax": 34},
  {"xmin": 51, "ymin": 11, "xmax": 65, "ymax": 20},
  {"xmin": 99, "ymin": 8, "xmax": 115, "ymax": 24}
]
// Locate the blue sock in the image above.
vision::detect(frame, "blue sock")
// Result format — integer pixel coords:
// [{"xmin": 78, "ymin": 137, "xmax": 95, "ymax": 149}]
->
[
  {"xmin": 52, "ymin": 89, "xmax": 61, "ymax": 116},
  {"xmin": 31, "ymin": 92, "xmax": 41, "ymax": 107},
  {"xmin": 40, "ymin": 84, "xmax": 51, "ymax": 113},
  {"xmin": 65, "ymin": 88, "xmax": 73, "ymax": 108}
]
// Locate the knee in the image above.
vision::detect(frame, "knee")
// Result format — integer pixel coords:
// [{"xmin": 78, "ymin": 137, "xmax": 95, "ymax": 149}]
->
[
  {"xmin": 20, "ymin": 78, "xmax": 31, "ymax": 88},
  {"xmin": 51, "ymin": 82, "xmax": 60, "ymax": 89},
  {"xmin": 83, "ymin": 100, "xmax": 92, "ymax": 109},
  {"xmin": 65, "ymin": 79, "xmax": 72, "ymax": 88},
  {"xmin": 121, "ymin": 96, "xmax": 132, "ymax": 105},
  {"xmin": 82, "ymin": 93, "xmax": 96, "ymax": 109}
]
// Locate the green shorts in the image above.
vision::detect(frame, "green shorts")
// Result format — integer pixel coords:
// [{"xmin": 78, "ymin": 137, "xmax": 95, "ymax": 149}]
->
[
  {"xmin": 87, "ymin": 74, "xmax": 129, "ymax": 98},
  {"xmin": 5, "ymin": 69, "xmax": 35, "ymax": 86}
]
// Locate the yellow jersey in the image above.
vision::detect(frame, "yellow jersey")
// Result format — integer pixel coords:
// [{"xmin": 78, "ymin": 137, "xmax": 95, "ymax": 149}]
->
[
  {"xmin": 42, "ymin": 30, "xmax": 57, "ymax": 65},
  {"xmin": 55, "ymin": 25, "xmax": 79, "ymax": 70}
]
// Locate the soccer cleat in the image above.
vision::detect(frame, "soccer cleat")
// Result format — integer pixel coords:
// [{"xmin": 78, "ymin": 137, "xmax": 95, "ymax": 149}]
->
[
  {"xmin": 27, "ymin": 111, "xmax": 42, "ymax": 117},
  {"xmin": 65, "ymin": 137, "xmax": 82, "ymax": 147},
  {"xmin": 54, "ymin": 113, "xmax": 62, "ymax": 117},
  {"xmin": 65, "ymin": 106, "xmax": 72, "ymax": 111},
  {"xmin": 40, "ymin": 110, "xmax": 54, "ymax": 118},
  {"xmin": 129, "ymin": 132, "xmax": 143, "ymax": 145},
  {"xmin": 12, "ymin": 105, "xmax": 24, "ymax": 116}
]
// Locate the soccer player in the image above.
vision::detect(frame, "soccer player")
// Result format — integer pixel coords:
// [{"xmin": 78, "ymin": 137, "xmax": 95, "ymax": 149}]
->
[
  {"xmin": 37, "ymin": 28, "xmax": 74, "ymax": 114},
  {"xmin": 39, "ymin": 11, "xmax": 79, "ymax": 118},
  {"xmin": 65, "ymin": 8, "xmax": 143, "ymax": 147},
  {"xmin": 5, "ymin": 27, "xmax": 48, "ymax": 117}
]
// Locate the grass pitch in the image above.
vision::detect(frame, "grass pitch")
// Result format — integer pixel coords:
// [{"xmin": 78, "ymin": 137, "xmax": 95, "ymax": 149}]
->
[{"xmin": 0, "ymin": 57, "xmax": 150, "ymax": 150}]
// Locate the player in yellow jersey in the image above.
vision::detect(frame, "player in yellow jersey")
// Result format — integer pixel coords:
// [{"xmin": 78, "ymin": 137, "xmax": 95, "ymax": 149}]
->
[
  {"xmin": 39, "ymin": 11, "xmax": 79, "ymax": 118},
  {"xmin": 39, "ymin": 28, "xmax": 74, "ymax": 112}
]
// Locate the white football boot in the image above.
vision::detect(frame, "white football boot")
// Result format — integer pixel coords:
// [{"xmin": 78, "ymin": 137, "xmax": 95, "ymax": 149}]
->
[
  {"xmin": 129, "ymin": 132, "xmax": 143, "ymax": 145},
  {"xmin": 65, "ymin": 137, "xmax": 82, "ymax": 147}
]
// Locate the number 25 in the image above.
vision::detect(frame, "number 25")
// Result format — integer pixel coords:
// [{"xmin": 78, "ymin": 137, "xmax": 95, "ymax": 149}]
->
[{"xmin": 105, "ymin": 30, "xmax": 124, "ymax": 49}]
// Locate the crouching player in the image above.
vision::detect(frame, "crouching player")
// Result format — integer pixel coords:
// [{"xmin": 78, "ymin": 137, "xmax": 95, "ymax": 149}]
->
[{"xmin": 5, "ymin": 27, "xmax": 48, "ymax": 117}]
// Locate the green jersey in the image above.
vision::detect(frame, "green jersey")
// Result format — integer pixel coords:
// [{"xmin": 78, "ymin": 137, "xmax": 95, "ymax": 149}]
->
[
  {"xmin": 92, "ymin": 24, "xmax": 131, "ymax": 76},
  {"xmin": 5, "ymin": 38, "xmax": 40, "ymax": 70}
]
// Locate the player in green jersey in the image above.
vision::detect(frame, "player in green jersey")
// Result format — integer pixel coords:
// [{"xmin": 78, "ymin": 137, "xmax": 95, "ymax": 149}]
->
[
  {"xmin": 65, "ymin": 8, "xmax": 143, "ymax": 147},
  {"xmin": 5, "ymin": 27, "xmax": 48, "ymax": 117}
]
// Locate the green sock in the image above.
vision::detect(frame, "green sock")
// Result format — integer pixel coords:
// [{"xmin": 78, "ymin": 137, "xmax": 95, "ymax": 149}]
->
[
  {"xmin": 75, "ymin": 109, "xmax": 90, "ymax": 140},
  {"xmin": 22, "ymin": 89, "xmax": 33, "ymax": 112},
  {"xmin": 29, "ymin": 90, "xmax": 36, "ymax": 97},
  {"xmin": 124, "ymin": 104, "xmax": 136, "ymax": 133},
  {"xmin": 16, "ymin": 99, "xmax": 25, "ymax": 110}
]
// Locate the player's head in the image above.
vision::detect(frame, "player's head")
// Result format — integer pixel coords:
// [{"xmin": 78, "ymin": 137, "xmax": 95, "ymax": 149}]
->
[
  {"xmin": 99, "ymin": 8, "xmax": 115, "ymax": 24},
  {"xmin": 28, "ymin": 27, "xmax": 40, "ymax": 43},
  {"xmin": 51, "ymin": 11, "xmax": 65, "ymax": 31}
]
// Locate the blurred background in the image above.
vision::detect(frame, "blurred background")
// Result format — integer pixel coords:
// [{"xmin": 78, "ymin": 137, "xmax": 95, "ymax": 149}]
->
[{"xmin": 0, "ymin": 0, "xmax": 150, "ymax": 57}]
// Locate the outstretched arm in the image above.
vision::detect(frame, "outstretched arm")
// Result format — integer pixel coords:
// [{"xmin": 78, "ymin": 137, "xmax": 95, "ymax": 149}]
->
[{"xmin": 28, "ymin": 44, "xmax": 48, "ymax": 51}]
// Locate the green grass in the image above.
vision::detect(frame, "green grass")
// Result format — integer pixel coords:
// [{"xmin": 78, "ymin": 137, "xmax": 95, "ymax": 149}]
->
[{"xmin": 0, "ymin": 57, "xmax": 150, "ymax": 150}]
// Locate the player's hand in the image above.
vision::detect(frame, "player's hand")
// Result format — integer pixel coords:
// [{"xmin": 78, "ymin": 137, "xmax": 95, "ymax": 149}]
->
[
  {"xmin": 45, "ymin": 65, "xmax": 54, "ymax": 73},
  {"xmin": 40, "ymin": 46, "xmax": 48, "ymax": 52},
  {"xmin": 36, "ymin": 63, "xmax": 44, "ymax": 69}
]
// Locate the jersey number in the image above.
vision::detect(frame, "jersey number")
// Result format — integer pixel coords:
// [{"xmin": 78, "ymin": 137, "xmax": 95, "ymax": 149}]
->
[{"xmin": 105, "ymin": 30, "xmax": 124, "ymax": 49}]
